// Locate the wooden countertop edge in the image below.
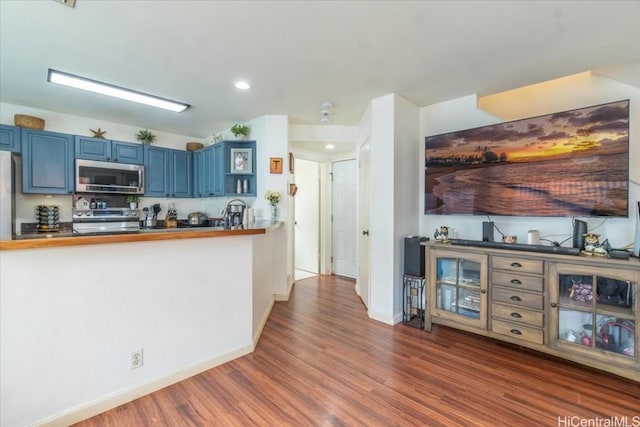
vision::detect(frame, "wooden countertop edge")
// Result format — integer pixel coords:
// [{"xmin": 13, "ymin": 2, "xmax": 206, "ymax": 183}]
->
[{"xmin": 0, "ymin": 222, "xmax": 282, "ymax": 251}]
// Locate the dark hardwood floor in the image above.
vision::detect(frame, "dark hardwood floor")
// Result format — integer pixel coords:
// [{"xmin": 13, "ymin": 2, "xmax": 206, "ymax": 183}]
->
[{"xmin": 76, "ymin": 275, "xmax": 639, "ymax": 426}]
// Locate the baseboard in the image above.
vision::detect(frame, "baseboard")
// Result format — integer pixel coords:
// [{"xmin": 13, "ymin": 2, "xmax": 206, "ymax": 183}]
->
[
  {"xmin": 367, "ymin": 309, "xmax": 396, "ymax": 326},
  {"xmin": 274, "ymin": 277, "xmax": 295, "ymax": 301},
  {"xmin": 253, "ymin": 298, "xmax": 275, "ymax": 347},
  {"xmin": 37, "ymin": 344, "xmax": 254, "ymax": 427}
]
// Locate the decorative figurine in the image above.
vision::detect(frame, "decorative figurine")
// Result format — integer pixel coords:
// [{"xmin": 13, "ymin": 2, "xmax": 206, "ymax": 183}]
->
[
  {"xmin": 90, "ymin": 127, "xmax": 107, "ymax": 139},
  {"xmin": 434, "ymin": 226, "xmax": 450, "ymax": 243},
  {"xmin": 581, "ymin": 233, "xmax": 609, "ymax": 257}
]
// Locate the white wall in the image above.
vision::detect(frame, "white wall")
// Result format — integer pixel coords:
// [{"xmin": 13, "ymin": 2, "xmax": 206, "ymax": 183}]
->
[
  {"xmin": 367, "ymin": 94, "xmax": 419, "ymax": 324},
  {"xmin": 1, "ymin": 237, "xmax": 255, "ymax": 427},
  {"xmin": 418, "ymin": 75, "xmax": 640, "ymax": 248}
]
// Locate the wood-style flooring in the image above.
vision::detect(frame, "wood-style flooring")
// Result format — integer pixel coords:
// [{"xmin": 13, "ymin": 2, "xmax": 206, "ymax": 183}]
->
[{"xmin": 76, "ymin": 275, "xmax": 640, "ymax": 426}]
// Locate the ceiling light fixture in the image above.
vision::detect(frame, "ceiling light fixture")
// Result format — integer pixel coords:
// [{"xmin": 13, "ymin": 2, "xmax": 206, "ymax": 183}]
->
[
  {"xmin": 325, "ymin": 144, "xmax": 335, "ymax": 150},
  {"xmin": 320, "ymin": 101, "xmax": 333, "ymax": 124},
  {"xmin": 47, "ymin": 69, "xmax": 190, "ymax": 113},
  {"xmin": 234, "ymin": 81, "xmax": 251, "ymax": 90}
]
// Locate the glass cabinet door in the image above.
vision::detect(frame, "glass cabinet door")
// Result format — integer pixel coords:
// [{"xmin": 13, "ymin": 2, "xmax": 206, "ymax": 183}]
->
[
  {"xmin": 430, "ymin": 250, "xmax": 487, "ymax": 329},
  {"xmin": 552, "ymin": 265, "xmax": 637, "ymax": 364}
]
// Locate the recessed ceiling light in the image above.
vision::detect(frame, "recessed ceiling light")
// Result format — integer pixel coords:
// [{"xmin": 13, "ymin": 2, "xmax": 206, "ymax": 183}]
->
[
  {"xmin": 325, "ymin": 144, "xmax": 335, "ymax": 150},
  {"xmin": 234, "ymin": 81, "xmax": 251, "ymax": 90},
  {"xmin": 48, "ymin": 69, "xmax": 189, "ymax": 112}
]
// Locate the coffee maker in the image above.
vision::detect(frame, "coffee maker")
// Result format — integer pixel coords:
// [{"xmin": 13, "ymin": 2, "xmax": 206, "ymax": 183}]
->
[{"xmin": 224, "ymin": 199, "xmax": 246, "ymax": 227}]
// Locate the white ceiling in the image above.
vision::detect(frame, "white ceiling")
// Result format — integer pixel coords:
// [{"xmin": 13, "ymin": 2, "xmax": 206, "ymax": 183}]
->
[{"xmin": 1, "ymin": 1, "xmax": 639, "ymax": 142}]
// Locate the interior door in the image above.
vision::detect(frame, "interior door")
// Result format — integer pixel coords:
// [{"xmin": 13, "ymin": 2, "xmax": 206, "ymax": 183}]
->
[
  {"xmin": 332, "ymin": 159, "xmax": 357, "ymax": 278},
  {"xmin": 295, "ymin": 159, "xmax": 320, "ymax": 274},
  {"xmin": 357, "ymin": 139, "xmax": 371, "ymax": 308}
]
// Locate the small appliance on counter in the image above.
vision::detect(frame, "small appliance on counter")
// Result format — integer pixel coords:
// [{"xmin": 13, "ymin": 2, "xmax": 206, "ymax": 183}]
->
[{"xmin": 224, "ymin": 199, "xmax": 247, "ymax": 227}]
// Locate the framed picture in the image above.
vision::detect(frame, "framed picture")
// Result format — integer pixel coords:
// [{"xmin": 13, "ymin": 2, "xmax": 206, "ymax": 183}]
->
[
  {"xmin": 270, "ymin": 157, "xmax": 283, "ymax": 174},
  {"xmin": 230, "ymin": 148, "xmax": 253, "ymax": 174}
]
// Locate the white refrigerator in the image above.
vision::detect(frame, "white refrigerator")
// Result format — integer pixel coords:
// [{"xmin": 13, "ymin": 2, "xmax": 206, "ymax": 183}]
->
[{"xmin": 0, "ymin": 150, "xmax": 16, "ymax": 239}]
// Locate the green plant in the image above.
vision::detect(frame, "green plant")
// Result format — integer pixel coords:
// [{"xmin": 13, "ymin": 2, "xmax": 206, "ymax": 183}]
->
[
  {"xmin": 124, "ymin": 195, "xmax": 140, "ymax": 204},
  {"xmin": 231, "ymin": 124, "xmax": 250, "ymax": 137},
  {"xmin": 136, "ymin": 129, "xmax": 156, "ymax": 144},
  {"xmin": 265, "ymin": 190, "xmax": 281, "ymax": 206}
]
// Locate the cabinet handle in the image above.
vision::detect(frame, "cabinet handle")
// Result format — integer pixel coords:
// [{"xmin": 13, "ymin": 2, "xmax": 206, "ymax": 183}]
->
[
  {"xmin": 550, "ymin": 303, "xmax": 557, "ymax": 308},
  {"xmin": 510, "ymin": 312, "xmax": 522, "ymax": 318},
  {"xmin": 510, "ymin": 295, "xmax": 522, "ymax": 302},
  {"xmin": 510, "ymin": 279, "xmax": 522, "ymax": 285},
  {"xmin": 480, "ymin": 289, "xmax": 487, "ymax": 294},
  {"xmin": 510, "ymin": 329, "xmax": 522, "ymax": 335},
  {"xmin": 107, "ymin": 157, "xmax": 111, "ymax": 161},
  {"xmin": 510, "ymin": 262, "xmax": 522, "ymax": 268}
]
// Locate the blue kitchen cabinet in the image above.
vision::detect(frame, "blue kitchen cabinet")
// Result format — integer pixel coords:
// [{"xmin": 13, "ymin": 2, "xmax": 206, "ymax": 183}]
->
[
  {"xmin": 112, "ymin": 140, "xmax": 144, "ymax": 165},
  {"xmin": 144, "ymin": 145, "xmax": 192, "ymax": 197},
  {"xmin": 21, "ymin": 129, "xmax": 74, "ymax": 194},
  {"xmin": 223, "ymin": 140, "xmax": 256, "ymax": 196},
  {"xmin": 170, "ymin": 149, "xmax": 192, "ymax": 198},
  {"xmin": 193, "ymin": 144, "xmax": 224, "ymax": 198},
  {"xmin": 0, "ymin": 124, "xmax": 21, "ymax": 152},
  {"xmin": 75, "ymin": 136, "xmax": 144, "ymax": 164}
]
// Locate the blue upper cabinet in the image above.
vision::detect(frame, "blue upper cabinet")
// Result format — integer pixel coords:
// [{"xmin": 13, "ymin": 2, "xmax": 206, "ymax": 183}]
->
[
  {"xmin": 212, "ymin": 143, "xmax": 225, "ymax": 196},
  {"xmin": 21, "ymin": 129, "xmax": 74, "ymax": 194},
  {"xmin": 192, "ymin": 149, "xmax": 206, "ymax": 197},
  {"xmin": 223, "ymin": 140, "xmax": 256, "ymax": 196},
  {"xmin": 74, "ymin": 136, "xmax": 111, "ymax": 161},
  {"xmin": 75, "ymin": 136, "xmax": 144, "ymax": 164},
  {"xmin": 144, "ymin": 145, "xmax": 171, "ymax": 197},
  {"xmin": 192, "ymin": 144, "xmax": 224, "ymax": 198},
  {"xmin": 0, "ymin": 124, "xmax": 21, "ymax": 152},
  {"xmin": 170, "ymin": 149, "xmax": 192, "ymax": 198},
  {"xmin": 144, "ymin": 146, "xmax": 192, "ymax": 197},
  {"xmin": 112, "ymin": 140, "xmax": 144, "ymax": 165}
]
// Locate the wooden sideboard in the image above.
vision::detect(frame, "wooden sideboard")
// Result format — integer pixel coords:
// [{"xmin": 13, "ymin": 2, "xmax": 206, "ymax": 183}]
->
[{"xmin": 423, "ymin": 241, "xmax": 639, "ymax": 381}]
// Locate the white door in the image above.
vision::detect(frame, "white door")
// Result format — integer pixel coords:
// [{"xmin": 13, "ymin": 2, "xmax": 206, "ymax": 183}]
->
[
  {"xmin": 357, "ymin": 140, "xmax": 371, "ymax": 308},
  {"xmin": 295, "ymin": 159, "xmax": 320, "ymax": 274},
  {"xmin": 332, "ymin": 159, "xmax": 357, "ymax": 278}
]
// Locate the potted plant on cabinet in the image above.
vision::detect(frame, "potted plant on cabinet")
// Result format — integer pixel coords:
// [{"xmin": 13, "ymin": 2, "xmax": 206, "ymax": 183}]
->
[
  {"xmin": 136, "ymin": 129, "xmax": 156, "ymax": 144},
  {"xmin": 231, "ymin": 124, "xmax": 250, "ymax": 139},
  {"xmin": 125, "ymin": 195, "xmax": 140, "ymax": 209}
]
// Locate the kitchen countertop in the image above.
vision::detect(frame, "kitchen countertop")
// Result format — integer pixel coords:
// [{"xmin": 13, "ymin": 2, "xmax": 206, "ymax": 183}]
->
[{"xmin": 0, "ymin": 221, "xmax": 282, "ymax": 251}]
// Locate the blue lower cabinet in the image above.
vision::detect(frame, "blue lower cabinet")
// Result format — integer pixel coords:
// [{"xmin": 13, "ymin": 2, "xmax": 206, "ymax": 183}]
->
[
  {"xmin": 0, "ymin": 124, "xmax": 21, "ymax": 152},
  {"xmin": 21, "ymin": 129, "xmax": 74, "ymax": 194}
]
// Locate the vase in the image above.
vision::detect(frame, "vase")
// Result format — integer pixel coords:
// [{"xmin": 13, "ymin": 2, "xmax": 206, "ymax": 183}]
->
[
  {"xmin": 129, "ymin": 202, "xmax": 137, "ymax": 209},
  {"xmin": 271, "ymin": 205, "xmax": 278, "ymax": 221}
]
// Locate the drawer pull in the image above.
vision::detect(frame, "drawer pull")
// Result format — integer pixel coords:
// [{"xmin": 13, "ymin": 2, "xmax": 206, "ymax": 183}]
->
[
  {"xmin": 510, "ymin": 262, "xmax": 522, "ymax": 268},
  {"xmin": 550, "ymin": 303, "xmax": 557, "ymax": 308},
  {"xmin": 510, "ymin": 329, "xmax": 522, "ymax": 335},
  {"xmin": 510, "ymin": 279, "xmax": 522, "ymax": 285},
  {"xmin": 510, "ymin": 312, "xmax": 522, "ymax": 318},
  {"xmin": 510, "ymin": 296, "xmax": 522, "ymax": 302}
]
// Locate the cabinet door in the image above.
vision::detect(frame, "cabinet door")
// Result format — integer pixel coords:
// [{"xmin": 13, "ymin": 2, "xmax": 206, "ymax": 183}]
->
[
  {"xmin": 170, "ymin": 149, "xmax": 192, "ymax": 198},
  {"xmin": 549, "ymin": 263, "xmax": 637, "ymax": 370},
  {"xmin": 144, "ymin": 145, "xmax": 170, "ymax": 197},
  {"xmin": 212, "ymin": 143, "xmax": 224, "ymax": 196},
  {"xmin": 0, "ymin": 124, "xmax": 21, "ymax": 152},
  {"xmin": 429, "ymin": 248, "xmax": 488, "ymax": 329},
  {"xmin": 74, "ymin": 136, "xmax": 111, "ymax": 161},
  {"xmin": 22, "ymin": 129, "xmax": 74, "ymax": 194},
  {"xmin": 112, "ymin": 140, "xmax": 143, "ymax": 165},
  {"xmin": 192, "ymin": 149, "xmax": 205, "ymax": 197}
]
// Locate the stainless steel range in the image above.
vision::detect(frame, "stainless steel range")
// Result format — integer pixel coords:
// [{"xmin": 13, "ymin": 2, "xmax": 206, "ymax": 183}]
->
[{"xmin": 72, "ymin": 208, "xmax": 141, "ymax": 234}]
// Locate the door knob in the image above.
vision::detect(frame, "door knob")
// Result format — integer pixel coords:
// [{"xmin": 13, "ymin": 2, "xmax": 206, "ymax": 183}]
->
[{"xmin": 362, "ymin": 230, "xmax": 369, "ymax": 236}]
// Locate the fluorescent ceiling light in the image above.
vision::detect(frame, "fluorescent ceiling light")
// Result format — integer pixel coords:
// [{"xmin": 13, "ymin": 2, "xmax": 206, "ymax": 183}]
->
[
  {"xmin": 47, "ymin": 69, "xmax": 189, "ymax": 113},
  {"xmin": 234, "ymin": 80, "xmax": 251, "ymax": 90},
  {"xmin": 325, "ymin": 144, "xmax": 335, "ymax": 150}
]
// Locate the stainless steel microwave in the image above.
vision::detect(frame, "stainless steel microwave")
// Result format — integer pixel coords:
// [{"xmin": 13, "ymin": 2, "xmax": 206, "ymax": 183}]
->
[{"xmin": 75, "ymin": 159, "xmax": 144, "ymax": 194}]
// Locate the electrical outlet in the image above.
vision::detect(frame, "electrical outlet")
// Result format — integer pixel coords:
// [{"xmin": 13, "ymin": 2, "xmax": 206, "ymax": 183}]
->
[{"xmin": 129, "ymin": 349, "xmax": 143, "ymax": 369}]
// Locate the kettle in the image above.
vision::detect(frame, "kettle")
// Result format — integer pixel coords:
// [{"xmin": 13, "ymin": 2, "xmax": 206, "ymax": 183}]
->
[{"xmin": 188, "ymin": 212, "xmax": 208, "ymax": 225}]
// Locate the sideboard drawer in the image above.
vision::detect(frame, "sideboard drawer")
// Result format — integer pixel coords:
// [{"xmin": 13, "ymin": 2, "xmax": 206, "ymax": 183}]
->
[
  {"xmin": 492, "ymin": 318, "xmax": 544, "ymax": 345},
  {"xmin": 492, "ymin": 256, "xmax": 543, "ymax": 275},
  {"xmin": 492, "ymin": 302, "xmax": 543, "ymax": 327},
  {"xmin": 492, "ymin": 286, "xmax": 543, "ymax": 310},
  {"xmin": 492, "ymin": 270, "xmax": 544, "ymax": 292}
]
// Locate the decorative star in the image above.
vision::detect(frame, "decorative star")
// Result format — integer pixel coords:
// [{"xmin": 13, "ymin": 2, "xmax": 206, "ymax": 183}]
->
[{"xmin": 90, "ymin": 128, "xmax": 107, "ymax": 139}]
